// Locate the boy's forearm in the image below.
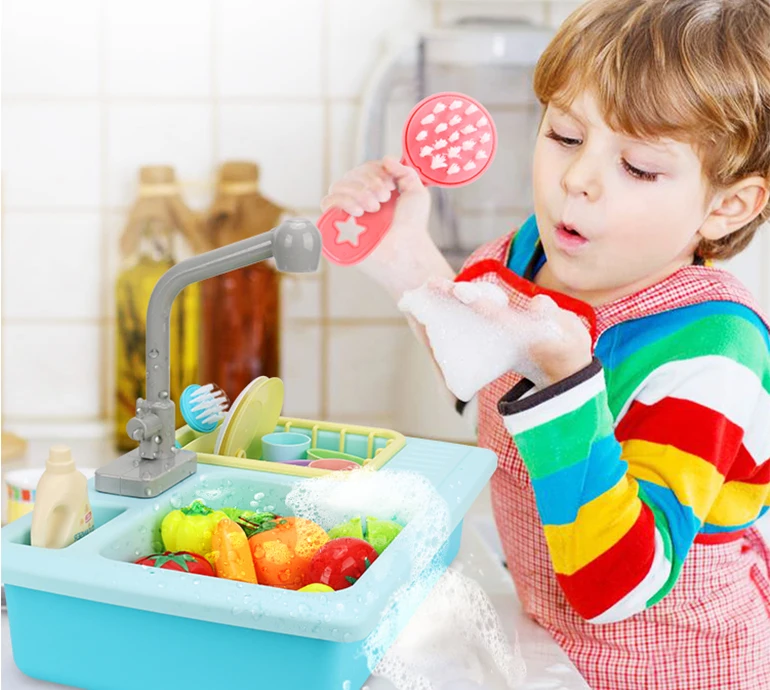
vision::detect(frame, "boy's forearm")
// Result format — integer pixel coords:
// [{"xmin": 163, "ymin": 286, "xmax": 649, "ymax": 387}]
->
[
  {"xmin": 498, "ymin": 360, "xmax": 674, "ymax": 623},
  {"xmin": 362, "ymin": 230, "xmax": 455, "ymax": 301},
  {"xmin": 361, "ymin": 229, "xmax": 459, "ymax": 403}
]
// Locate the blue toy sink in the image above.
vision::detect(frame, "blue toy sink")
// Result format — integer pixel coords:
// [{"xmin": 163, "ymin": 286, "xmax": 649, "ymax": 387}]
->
[{"xmin": 2, "ymin": 435, "xmax": 496, "ymax": 690}]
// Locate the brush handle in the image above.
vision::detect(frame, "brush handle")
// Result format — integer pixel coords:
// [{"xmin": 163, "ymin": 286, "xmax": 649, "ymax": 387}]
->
[{"xmin": 319, "ymin": 193, "xmax": 400, "ymax": 266}]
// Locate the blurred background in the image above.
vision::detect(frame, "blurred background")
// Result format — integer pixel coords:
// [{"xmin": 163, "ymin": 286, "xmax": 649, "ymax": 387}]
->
[{"xmin": 1, "ymin": 0, "xmax": 768, "ymax": 455}]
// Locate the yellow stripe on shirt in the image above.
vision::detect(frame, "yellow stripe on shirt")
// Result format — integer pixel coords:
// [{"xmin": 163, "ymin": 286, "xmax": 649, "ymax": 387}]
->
[
  {"xmin": 706, "ymin": 480, "xmax": 770, "ymax": 527},
  {"xmin": 621, "ymin": 439, "xmax": 724, "ymax": 522},
  {"xmin": 543, "ymin": 477, "xmax": 641, "ymax": 576}
]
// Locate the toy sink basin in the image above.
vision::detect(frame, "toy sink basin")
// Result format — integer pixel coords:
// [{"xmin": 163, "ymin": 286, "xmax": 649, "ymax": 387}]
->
[{"xmin": 2, "ymin": 436, "xmax": 496, "ymax": 690}]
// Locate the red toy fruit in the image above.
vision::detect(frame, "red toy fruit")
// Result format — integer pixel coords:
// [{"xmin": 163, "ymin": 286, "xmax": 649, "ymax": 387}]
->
[
  {"xmin": 305, "ymin": 537, "xmax": 379, "ymax": 591},
  {"xmin": 135, "ymin": 551, "xmax": 215, "ymax": 577}
]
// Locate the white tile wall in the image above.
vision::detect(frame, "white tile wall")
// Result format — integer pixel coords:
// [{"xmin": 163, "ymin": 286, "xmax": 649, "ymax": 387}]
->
[
  {"xmin": 329, "ymin": 102, "xmax": 361, "ymax": 187},
  {"xmin": 327, "ymin": 264, "xmax": 402, "ymax": 319},
  {"xmin": 106, "ymin": 103, "xmax": 215, "ymax": 208},
  {"xmin": 328, "ymin": 0, "xmax": 432, "ymax": 99},
  {"xmin": 1, "ymin": 323, "xmax": 103, "ymax": 419},
  {"xmin": 327, "ymin": 325, "xmax": 411, "ymax": 421},
  {"xmin": 216, "ymin": 0, "xmax": 324, "ymax": 98},
  {"xmin": 2, "ymin": 213, "xmax": 104, "ymax": 320},
  {"xmin": 2, "ymin": 0, "xmax": 769, "ymax": 441},
  {"xmin": 280, "ymin": 323, "xmax": 323, "ymax": 419},
  {"xmin": 218, "ymin": 103, "xmax": 325, "ymax": 211},
  {"xmin": 104, "ymin": 0, "xmax": 212, "ymax": 98},
  {"xmin": 1, "ymin": 103, "xmax": 102, "ymax": 208},
  {"xmin": 2, "ymin": 0, "xmax": 101, "ymax": 97}
]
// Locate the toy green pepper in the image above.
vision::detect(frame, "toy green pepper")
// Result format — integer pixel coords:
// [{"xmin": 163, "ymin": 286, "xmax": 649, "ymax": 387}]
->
[{"xmin": 161, "ymin": 500, "xmax": 228, "ymax": 558}]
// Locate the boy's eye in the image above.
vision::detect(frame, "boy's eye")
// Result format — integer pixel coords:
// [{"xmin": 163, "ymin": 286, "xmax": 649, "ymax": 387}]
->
[
  {"xmin": 622, "ymin": 159, "xmax": 659, "ymax": 182},
  {"xmin": 545, "ymin": 128, "xmax": 582, "ymax": 147}
]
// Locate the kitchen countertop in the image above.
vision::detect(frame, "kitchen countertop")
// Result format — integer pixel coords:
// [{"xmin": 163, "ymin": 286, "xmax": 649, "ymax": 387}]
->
[{"xmin": 1, "ymin": 437, "xmax": 589, "ymax": 690}]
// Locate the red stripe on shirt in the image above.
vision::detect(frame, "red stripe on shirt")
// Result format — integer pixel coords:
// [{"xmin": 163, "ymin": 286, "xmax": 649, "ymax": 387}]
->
[
  {"xmin": 615, "ymin": 398, "xmax": 741, "ymax": 476},
  {"xmin": 555, "ymin": 505, "xmax": 657, "ymax": 620},
  {"xmin": 726, "ymin": 445, "xmax": 770, "ymax": 484}
]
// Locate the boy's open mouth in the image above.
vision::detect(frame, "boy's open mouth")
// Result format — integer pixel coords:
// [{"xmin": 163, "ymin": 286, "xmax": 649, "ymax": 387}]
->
[
  {"xmin": 558, "ymin": 222, "xmax": 583, "ymax": 238},
  {"xmin": 554, "ymin": 222, "xmax": 589, "ymax": 251}
]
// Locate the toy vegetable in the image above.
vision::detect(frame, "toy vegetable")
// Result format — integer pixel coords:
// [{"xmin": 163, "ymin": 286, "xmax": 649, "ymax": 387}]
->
[
  {"xmin": 305, "ymin": 538, "xmax": 378, "ymax": 590},
  {"xmin": 161, "ymin": 499, "xmax": 228, "ymax": 558},
  {"xmin": 248, "ymin": 516, "xmax": 329, "ymax": 590},
  {"xmin": 135, "ymin": 551, "xmax": 215, "ymax": 577},
  {"xmin": 328, "ymin": 516, "xmax": 403, "ymax": 555},
  {"xmin": 211, "ymin": 518, "xmax": 258, "ymax": 584}
]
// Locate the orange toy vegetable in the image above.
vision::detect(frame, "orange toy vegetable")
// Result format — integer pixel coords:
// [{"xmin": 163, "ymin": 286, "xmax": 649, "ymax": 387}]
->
[
  {"xmin": 247, "ymin": 516, "xmax": 329, "ymax": 590},
  {"xmin": 211, "ymin": 518, "xmax": 258, "ymax": 584}
]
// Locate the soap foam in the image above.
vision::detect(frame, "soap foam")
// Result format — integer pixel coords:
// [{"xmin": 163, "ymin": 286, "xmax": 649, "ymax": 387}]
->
[
  {"xmin": 371, "ymin": 569, "xmax": 527, "ymax": 690},
  {"xmin": 398, "ymin": 280, "xmax": 559, "ymax": 400},
  {"xmin": 286, "ymin": 470, "xmax": 525, "ymax": 689}
]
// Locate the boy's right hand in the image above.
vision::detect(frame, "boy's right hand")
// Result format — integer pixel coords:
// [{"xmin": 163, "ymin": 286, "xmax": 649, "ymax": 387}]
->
[{"xmin": 320, "ymin": 156, "xmax": 433, "ymax": 280}]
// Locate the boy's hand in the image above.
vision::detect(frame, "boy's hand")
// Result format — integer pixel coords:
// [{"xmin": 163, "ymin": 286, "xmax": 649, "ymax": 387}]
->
[
  {"xmin": 432, "ymin": 282, "xmax": 593, "ymax": 388},
  {"xmin": 523, "ymin": 295, "xmax": 593, "ymax": 387},
  {"xmin": 321, "ymin": 156, "xmax": 431, "ymax": 238},
  {"xmin": 321, "ymin": 157, "xmax": 448, "ymax": 296}
]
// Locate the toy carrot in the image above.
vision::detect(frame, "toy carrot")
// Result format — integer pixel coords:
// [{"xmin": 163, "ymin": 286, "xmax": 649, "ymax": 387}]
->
[{"xmin": 211, "ymin": 518, "xmax": 258, "ymax": 584}]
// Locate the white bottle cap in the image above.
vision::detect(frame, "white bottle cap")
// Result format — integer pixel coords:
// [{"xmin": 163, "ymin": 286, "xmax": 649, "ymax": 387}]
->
[{"xmin": 46, "ymin": 445, "xmax": 75, "ymax": 473}]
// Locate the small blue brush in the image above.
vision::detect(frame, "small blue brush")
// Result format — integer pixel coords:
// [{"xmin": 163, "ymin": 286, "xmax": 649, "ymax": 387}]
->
[{"xmin": 180, "ymin": 383, "xmax": 230, "ymax": 433}]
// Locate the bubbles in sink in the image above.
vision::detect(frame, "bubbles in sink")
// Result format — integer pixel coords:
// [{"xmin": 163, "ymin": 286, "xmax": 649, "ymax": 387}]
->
[{"xmin": 285, "ymin": 470, "xmax": 524, "ymax": 690}]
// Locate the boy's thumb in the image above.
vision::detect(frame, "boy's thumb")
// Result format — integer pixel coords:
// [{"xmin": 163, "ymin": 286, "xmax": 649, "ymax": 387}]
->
[{"xmin": 382, "ymin": 156, "xmax": 423, "ymax": 194}]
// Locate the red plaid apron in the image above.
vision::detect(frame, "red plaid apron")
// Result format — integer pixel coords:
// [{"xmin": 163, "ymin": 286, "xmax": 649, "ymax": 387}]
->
[{"xmin": 457, "ymin": 233, "xmax": 770, "ymax": 690}]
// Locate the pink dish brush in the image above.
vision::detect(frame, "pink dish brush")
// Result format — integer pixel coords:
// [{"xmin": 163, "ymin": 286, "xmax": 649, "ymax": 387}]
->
[{"xmin": 319, "ymin": 92, "xmax": 498, "ymax": 266}]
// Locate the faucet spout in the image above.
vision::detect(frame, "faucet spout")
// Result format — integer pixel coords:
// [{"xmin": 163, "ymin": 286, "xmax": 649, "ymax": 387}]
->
[{"xmin": 137, "ymin": 218, "xmax": 321, "ymax": 461}]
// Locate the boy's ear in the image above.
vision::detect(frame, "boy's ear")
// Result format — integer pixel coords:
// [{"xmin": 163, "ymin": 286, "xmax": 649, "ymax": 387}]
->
[{"xmin": 699, "ymin": 175, "xmax": 770, "ymax": 242}]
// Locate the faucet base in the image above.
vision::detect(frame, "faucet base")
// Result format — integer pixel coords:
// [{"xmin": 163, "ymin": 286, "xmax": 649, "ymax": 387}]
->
[{"xmin": 94, "ymin": 450, "xmax": 197, "ymax": 498}]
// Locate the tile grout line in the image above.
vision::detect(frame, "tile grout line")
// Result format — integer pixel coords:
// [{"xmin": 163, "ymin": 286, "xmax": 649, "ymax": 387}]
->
[
  {"xmin": 210, "ymin": 0, "xmax": 220, "ymax": 166},
  {"xmin": 1, "ymin": 175, "xmax": 6, "ymax": 427},
  {"xmin": 320, "ymin": 0, "xmax": 332, "ymax": 421},
  {"xmin": 98, "ymin": 0, "xmax": 111, "ymax": 424},
  {"xmin": 1, "ymin": 95, "xmax": 359, "ymax": 105}
]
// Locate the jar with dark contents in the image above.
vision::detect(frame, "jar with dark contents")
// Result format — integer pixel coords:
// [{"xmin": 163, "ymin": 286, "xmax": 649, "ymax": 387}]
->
[{"xmin": 201, "ymin": 162, "xmax": 285, "ymax": 402}]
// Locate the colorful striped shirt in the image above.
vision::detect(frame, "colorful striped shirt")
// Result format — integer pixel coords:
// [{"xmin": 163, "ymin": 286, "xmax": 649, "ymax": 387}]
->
[{"xmin": 496, "ymin": 218, "xmax": 770, "ymax": 624}]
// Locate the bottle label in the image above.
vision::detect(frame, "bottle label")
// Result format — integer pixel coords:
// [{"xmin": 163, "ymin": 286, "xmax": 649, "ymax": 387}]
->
[
  {"xmin": 74, "ymin": 524, "xmax": 95, "ymax": 542},
  {"xmin": 73, "ymin": 505, "xmax": 95, "ymax": 542}
]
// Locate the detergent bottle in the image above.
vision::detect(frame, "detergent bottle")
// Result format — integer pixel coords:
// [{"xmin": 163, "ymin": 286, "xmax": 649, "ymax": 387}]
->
[{"xmin": 30, "ymin": 445, "xmax": 94, "ymax": 548}]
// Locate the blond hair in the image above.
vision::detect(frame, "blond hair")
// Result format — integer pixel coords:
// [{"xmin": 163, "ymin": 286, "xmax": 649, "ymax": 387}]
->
[{"xmin": 533, "ymin": 0, "xmax": 770, "ymax": 260}]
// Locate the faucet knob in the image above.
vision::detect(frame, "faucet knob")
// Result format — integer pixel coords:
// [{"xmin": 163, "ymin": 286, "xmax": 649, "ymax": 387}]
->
[
  {"xmin": 273, "ymin": 218, "xmax": 322, "ymax": 273},
  {"xmin": 127, "ymin": 411, "xmax": 161, "ymax": 443}
]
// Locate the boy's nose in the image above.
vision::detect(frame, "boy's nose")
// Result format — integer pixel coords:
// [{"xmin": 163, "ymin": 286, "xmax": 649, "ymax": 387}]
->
[{"xmin": 562, "ymin": 153, "xmax": 602, "ymax": 201}]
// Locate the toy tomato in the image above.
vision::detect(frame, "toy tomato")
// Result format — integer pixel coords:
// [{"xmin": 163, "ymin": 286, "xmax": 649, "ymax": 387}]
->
[
  {"xmin": 135, "ymin": 551, "xmax": 215, "ymax": 577},
  {"xmin": 248, "ymin": 516, "xmax": 329, "ymax": 590},
  {"xmin": 305, "ymin": 538, "xmax": 378, "ymax": 591},
  {"xmin": 161, "ymin": 500, "xmax": 228, "ymax": 560}
]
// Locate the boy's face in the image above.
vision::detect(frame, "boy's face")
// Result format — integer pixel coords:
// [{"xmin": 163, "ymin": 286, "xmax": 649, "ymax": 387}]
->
[{"xmin": 532, "ymin": 90, "xmax": 712, "ymax": 305}]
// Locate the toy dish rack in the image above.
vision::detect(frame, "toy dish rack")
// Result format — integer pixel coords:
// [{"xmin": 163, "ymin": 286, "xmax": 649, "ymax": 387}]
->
[
  {"xmin": 177, "ymin": 416, "xmax": 406, "ymax": 477},
  {"xmin": 1, "ymin": 222, "xmax": 498, "ymax": 690}
]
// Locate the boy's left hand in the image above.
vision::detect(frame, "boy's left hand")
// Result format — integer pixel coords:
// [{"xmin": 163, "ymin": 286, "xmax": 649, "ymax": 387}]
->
[
  {"xmin": 522, "ymin": 294, "xmax": 594, "ymax": 387},
  {"xmin": 430, "ymin": 281, "xmax": 593, "ymax": 388}
]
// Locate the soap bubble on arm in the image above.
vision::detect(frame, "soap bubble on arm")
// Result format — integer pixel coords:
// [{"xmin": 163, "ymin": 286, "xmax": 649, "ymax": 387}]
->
[{"xmin": 398, "ymin": 280, "xmax": 564, "ymax": 400}]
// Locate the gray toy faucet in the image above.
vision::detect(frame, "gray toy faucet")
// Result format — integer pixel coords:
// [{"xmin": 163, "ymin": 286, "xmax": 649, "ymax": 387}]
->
[{"xmin": 95, "ymin": 218, "xmax": 322, "ymax": 498}]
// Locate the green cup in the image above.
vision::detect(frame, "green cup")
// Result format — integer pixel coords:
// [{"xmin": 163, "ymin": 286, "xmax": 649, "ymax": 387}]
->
[
  {"xmin": 261, "ymin": 432, "xmax": 311, "ymax": 462},
  {"xmin": 306, "ymin": 448, "xmax": 364, "ymax": 465}
]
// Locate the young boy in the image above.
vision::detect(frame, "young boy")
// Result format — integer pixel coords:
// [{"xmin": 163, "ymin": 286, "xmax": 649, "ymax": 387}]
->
[{"xmin": 322, "ymin": 0, "xmax": 770, "ymax": 687}]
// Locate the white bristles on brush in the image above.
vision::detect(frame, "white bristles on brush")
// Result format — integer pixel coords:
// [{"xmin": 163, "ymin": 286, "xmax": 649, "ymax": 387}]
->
[{"xmin": 180, "ymin": 383, "xmax": 231, "ymax": 433}]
